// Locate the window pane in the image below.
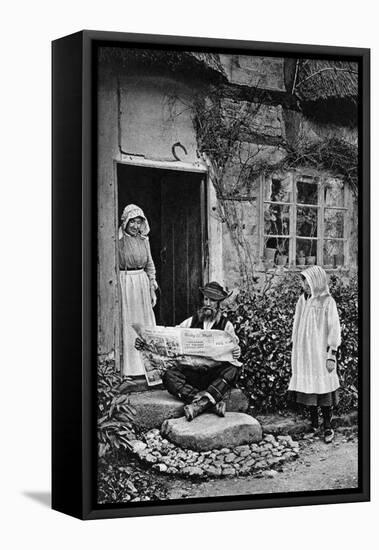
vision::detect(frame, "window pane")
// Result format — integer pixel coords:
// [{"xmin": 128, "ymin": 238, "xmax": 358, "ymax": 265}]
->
[
  {"xmin": 324, "ymin": 208, "xmax": 345, "ymax": 238},
  {"xmin": 264, "ymin": 237, "xmax": 289, "ymax": 262},
  {"xmin": 264, "ymin": 204, "xmax": 290, "ymax": 235},
  {"xmin": 296, "ymin": 178, "xmax": 318, "ymax": 204},
  {"xmin": 324, "ymin": 178, "xmax": 344, "ymax": 207},
  {"xmin": 296, "ymin": 238, "xmax": 317, "ymax": 261},
  {"xmin": 264, "ymin": 175, "xmax": 292, "ymax": 202},
  {"xmin": 324, "ymin": 240, "xmax": 344, "ymax": 267},
  {"xmin": 296, "ymin": 206, "xmax": 318, "ymax": 237}
]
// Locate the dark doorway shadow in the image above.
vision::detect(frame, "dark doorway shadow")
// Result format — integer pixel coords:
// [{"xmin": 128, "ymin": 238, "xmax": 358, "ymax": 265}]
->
[{"xmin": 22, "ymin": 491, "xmax": 51, "ymax": 508}]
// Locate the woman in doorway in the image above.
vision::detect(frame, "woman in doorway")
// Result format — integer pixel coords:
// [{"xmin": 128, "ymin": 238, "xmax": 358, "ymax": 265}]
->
[{"xmin": 118, "ymin": 204, "xmax": 158, "ymax": 377}]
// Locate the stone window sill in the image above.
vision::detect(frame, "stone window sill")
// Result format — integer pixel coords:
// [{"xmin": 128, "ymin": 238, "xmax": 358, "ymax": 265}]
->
[{"xmin": 257, "ymin": 265, "xmax": 350, "ymax": 274}]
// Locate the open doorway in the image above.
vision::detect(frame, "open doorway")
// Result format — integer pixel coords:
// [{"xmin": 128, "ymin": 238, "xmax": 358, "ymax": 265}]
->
[{"xmin": 117, "ymin": 163, "xmax": 207, "ymax": 326}]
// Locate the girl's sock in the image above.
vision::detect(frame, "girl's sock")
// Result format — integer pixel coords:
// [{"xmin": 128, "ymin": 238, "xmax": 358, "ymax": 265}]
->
[
  {"xmin": 310, "ymin": 406, "xmax": 319, "ymax": 428},
  {"xmin": 322, "ymin": 406, "xmax": 332, "ymax": 430}
]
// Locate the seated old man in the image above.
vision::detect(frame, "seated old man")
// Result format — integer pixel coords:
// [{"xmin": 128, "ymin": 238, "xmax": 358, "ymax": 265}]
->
[{"xmin": 163, "ymin": 281, "xmax": 241, "ymax": 421}]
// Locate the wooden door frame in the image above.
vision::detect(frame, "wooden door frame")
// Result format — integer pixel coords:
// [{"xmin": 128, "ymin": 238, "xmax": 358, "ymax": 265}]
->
[{"xmin": 113, "ymin": 157, "xmax": 209, "ymax": 371}]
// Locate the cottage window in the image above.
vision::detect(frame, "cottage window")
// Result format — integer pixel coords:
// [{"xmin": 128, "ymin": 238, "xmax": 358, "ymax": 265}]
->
[{"xmin": 260, "ymin": 173, "xmax": 348, "ymax": 268}]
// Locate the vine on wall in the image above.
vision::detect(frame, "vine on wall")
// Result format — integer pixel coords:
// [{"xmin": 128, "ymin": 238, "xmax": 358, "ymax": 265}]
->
[{"xmin": 193, "ymin": 87, "xmax": 268, "ymax": 286}]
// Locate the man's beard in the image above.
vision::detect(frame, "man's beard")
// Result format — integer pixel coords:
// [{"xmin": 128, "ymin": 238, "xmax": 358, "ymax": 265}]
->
[{"xmin": 198, "ymin": 305, "xmax": 219, "ymax": 322}]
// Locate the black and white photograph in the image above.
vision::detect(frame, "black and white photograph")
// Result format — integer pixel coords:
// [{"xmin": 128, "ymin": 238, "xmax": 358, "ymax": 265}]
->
[
  {"xmin": 95, "ymin": 43, "xmax": 365, "ymax": 506},
  {"xmin": 3, "ymin": 0, "xmax": 378, "ymax": 544}
]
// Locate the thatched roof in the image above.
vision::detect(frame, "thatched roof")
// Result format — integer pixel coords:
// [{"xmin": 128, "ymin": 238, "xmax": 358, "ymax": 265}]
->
[
  {"xmin": 187, "ymin": 52, "xmax": 227, "ymax": 79},
  {"xmin": 295, "ymin": 60, "xmax": 358, "ymax": 102},
  {"xmin": 99, "ymin": 47, "xmax": 226, "ymax": 83}
]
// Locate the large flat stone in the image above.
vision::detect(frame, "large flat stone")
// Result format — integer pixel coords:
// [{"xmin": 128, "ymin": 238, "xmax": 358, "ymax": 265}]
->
[
  {"xmin": 257, "ymin": 411, "xmax": 359, "ymax": 436},
  {"xmin": 257, "ymin": 414, "xmax": 311, "ymax": 436},
  {"xmin": 129, "ymin": 389, "xmax": 248, "ymax": 429},
  {"xmin": 128, "ymin": 391, "xmax": 183, "ymax": 429},
  {"xmin": 226, "ymin": 389, "xmax": 249, "ymax": 413},
  {"xmin": 161, "ymin": 412, "xmax": 262, "ymax": 451}
]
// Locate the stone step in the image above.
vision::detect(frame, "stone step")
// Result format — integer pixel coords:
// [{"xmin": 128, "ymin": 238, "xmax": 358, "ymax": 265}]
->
[
  {"xmin": 161, "ymin": 412, "xmax": 262, "ymax": 451},
  {"xmin": 128, "ymin": 388, "xmax": 249, "ymax": 429},
  {"xmin": 257, "ymin": 414, "xmax": 312, "ymax": 436},
  {"xmin": 120, "ymin": 375, "xmax": 162, "ymax": 393}
]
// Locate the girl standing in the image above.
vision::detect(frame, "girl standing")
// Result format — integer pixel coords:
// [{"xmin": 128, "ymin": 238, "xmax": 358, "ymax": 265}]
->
[
  {"xmin": 118, "ymin": 204, "xmax": 158, "ymax": 377},
  {"xmin": 288, "ymin": 265, "xmax": 341, "ymax": 443}
]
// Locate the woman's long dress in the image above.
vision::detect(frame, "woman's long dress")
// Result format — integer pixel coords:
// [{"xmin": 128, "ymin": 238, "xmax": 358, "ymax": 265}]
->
[{"xmin": 119, "ymin": 233, "xmax": 157, "ymax": 377}]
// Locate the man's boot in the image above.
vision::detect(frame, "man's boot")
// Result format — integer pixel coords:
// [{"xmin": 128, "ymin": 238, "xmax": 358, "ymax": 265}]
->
[
  {"xmin": 184, "ymin": 396, "xmax": 211, "ymax": 421},
  {"xmin": 211, "ymin": 400, "xmax": 226, "ymax": 417}
]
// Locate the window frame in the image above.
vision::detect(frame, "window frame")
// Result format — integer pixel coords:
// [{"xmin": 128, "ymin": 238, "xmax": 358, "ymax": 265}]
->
[{"xmin": 259, "ymin": 171, "xmax": 349, "ymax": 268}]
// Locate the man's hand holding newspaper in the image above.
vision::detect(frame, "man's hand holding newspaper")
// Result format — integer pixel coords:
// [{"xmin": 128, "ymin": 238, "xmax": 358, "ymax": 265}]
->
[{"xmin": 133, "ymin": 324, "xmax": 244, "ymax": 386}]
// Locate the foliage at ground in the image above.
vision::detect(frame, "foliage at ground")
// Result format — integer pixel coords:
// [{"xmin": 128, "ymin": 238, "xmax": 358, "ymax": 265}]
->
[
  {"xmin": 97, "ymin": 454, "xmax": 168, "ymax": 504},
  {"xmin": 97, "ymin": 359, "xmax": 136, "ymax": 458},
  {"xmin": 227, "ymin": 272, "xmax": 358, "ymax": 414},
  {"xmin": 97, "ymin": 359, "xmax": 168, "ymax": 502}
]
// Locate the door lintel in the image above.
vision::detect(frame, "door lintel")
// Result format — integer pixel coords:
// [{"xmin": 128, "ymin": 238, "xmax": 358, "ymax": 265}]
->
[{"xmin": 115, "ymin": 156, "xmax": 208, "ymax": 174}]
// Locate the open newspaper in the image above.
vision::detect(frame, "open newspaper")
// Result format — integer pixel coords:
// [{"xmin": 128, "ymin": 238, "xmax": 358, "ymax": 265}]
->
[{"xmin": 132, "ymin": 324, "xmax": 242, "ymax": 386}]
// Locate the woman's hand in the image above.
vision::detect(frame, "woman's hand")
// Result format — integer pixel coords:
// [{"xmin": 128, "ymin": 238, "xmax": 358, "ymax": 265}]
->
[
  {"xmin": 232, "ymin": 345, "xmax": 241, "ymax": 359},
  {"xmin": 326, "ymin": 358, "xmax": 336, "ymax": 373}
]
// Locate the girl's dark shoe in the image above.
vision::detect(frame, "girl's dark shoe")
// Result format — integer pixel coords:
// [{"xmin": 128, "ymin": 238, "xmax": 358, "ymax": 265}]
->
[{"xmin": 324, "ymin": 428, "xmax": 335, "ymax": 444}]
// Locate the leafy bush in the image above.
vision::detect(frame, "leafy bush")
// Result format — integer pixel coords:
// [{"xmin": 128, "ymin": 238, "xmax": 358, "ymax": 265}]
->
[
  {"xmin": 329, "ymin": 274, "xmax": 358, "ymax": 412},
  {"xmin": 97, "ymin": 358, "xmax": 136, "ymax": 458},
  {"xmin": 227, "ymin": 272, "xmax": 358, "ymax": 414}
]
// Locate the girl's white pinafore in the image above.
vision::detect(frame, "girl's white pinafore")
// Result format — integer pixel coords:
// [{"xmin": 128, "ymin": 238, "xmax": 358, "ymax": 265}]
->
[{"xmin": 289, "ymin": 266, "xmax": 342, "ymax": 395}]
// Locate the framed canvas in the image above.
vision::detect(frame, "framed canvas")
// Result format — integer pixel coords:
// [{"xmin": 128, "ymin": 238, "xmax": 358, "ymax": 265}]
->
[{"xmin": 52, "ymin": 30, "xmax": 370, "ymax": 520}]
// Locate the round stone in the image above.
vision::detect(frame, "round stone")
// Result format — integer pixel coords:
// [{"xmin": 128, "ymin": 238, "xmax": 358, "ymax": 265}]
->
[
  {"xmin": 224, "ymin": 453, "xmax": 238, "ymax": 463},
  {"xmin": 145, "ymin": 454, "xmax": 157, "ymax": 464},
  {"xmin": 241, "ymin": 458, "xmax": 256, "ymax": 468},
  {"xmin": 153, "ymin": 463, "xmax": 168, "ymax": 473},
  {"xmin": 265, "ymin": 469, "xmax": 278, "ymax": 478},
  {"xmin": 129, "ymin": 440, "xmax": 147, "ymax": 454},
  {"xmin": 222, "ymin": 467, "xmax": 236, "ymax": 476},
  {"xmin": 203, "ymin": 466, "xmax": 222, "ymax": 476},
  {"xmin": 238, "ymin": 449, "xmax": 251, "ymax": 458},
  {"xmin": 182, "ymin": 466, "xmax": 204, "ymax": 476}
]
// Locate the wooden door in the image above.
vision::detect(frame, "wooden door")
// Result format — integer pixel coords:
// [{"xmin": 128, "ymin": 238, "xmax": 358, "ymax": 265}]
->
[{"xmin": 160, "ymin": 172, "xmax": 206, "ymax": 326}]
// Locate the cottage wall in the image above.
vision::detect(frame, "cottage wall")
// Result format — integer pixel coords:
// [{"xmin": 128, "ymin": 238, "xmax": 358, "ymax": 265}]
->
[{"xmin": 118, "ymin": 76, "xmax": 198, "ymax": 162}]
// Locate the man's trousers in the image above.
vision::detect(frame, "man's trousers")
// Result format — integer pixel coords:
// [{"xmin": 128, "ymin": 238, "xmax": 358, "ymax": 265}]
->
[{"xmin": 162, "ymin": 362, "xmax": 239, "ymax": 404}]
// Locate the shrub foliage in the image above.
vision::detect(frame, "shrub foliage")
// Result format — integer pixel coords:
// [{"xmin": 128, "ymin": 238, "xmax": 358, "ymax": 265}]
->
[
  {"xmin": 227, "ymin": 272, "xmax": 358, "ymax": 414},
  {"xmin": 97, "ymin": 358, "xmax": 136, "ymax": 458}
]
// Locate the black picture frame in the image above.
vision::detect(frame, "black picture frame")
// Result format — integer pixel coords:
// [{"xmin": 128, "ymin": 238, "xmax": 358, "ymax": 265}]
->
[{"xmin": 52, "ymin": 30, "xmax": 370, "ymax": 520}]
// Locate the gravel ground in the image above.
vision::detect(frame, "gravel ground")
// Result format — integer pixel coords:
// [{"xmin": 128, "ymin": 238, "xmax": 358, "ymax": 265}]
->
[
  {"xmin": 98, "ymin": 428, "xmax": 358, "ymax": 504},
  {"xmin": 163, "ymin": 430, "xmax": 358, "ymax": 500}
]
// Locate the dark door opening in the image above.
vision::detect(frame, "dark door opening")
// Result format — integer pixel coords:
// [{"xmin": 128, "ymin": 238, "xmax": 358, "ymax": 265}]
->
[{"xmin": 117, "ymin": 164, "xmax": 207, "ymax": 326}]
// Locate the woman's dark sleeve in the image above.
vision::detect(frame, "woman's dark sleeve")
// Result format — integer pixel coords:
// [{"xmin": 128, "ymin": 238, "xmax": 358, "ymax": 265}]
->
[
  {"xmin": 144, "ymin": 238, "xmax": 157, "ymax": 289},
  {"xmin": 118, "ymin": 238, "xmax": 125, "ymax": 270}
]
